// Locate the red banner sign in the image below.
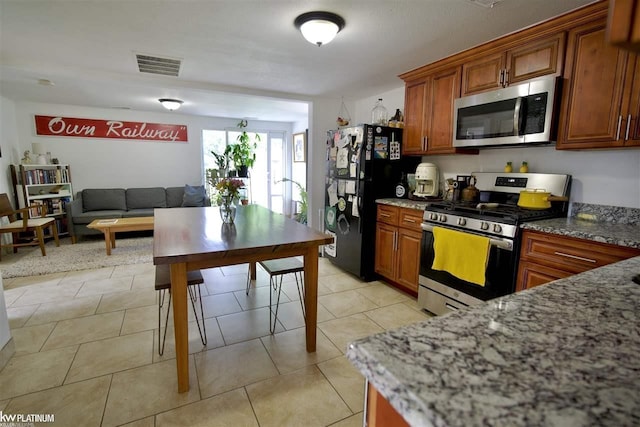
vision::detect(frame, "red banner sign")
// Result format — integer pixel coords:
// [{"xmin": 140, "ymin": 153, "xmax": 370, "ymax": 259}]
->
[{"xmin": 34, "ymin": 115, "xmax": 188, "ymax": 142}]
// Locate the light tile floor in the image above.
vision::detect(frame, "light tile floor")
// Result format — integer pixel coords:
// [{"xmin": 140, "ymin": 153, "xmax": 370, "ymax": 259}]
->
[{"xmin": 1, "ymin": 256, "xmax": 432, "ymax": 426}]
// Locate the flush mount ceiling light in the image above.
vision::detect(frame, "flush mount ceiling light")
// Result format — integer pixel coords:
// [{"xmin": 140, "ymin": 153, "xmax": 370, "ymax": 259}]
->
[
  {"xmin": 294, "ymin": 11, "xmax": 345, "ymax": 47},
  {"xmin": 158, "ymin": 98, "xmax": 183, "ymax": 111}
]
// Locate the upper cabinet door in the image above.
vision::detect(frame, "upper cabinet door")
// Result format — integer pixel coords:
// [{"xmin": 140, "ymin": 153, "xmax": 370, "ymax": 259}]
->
[
  {"xmin": 427, "ymin": 66, "xmax": 462, "ymax": 154},
  {"xmin": 505, "ymin": 33, "xmax": 565, "ymax": 85},
  {"xmin": 606, "ymin": 0, "xmax": 640, "ymax": 53},
  {"xmin": 461, "ymin": 33, "xmax": 565, "ymax": 96},
  {"xmin": 403, "ymin": 79, "xmax": 429, "ymax": 155},
  {"xmin": 625, "ymin": 55, "xmax": 640, "ymax": 144},
  {"xmin": 557, "ymin": 20, "xmax": 632, "ymax": 148},
  {"xmin": 461, "ymin": 52, "xmax": 504, "ymax": 96}
]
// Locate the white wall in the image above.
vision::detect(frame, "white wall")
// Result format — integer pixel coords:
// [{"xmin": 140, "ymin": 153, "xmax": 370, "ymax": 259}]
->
[
  {"xmin": 353, "ymin": 86, "xmax": 640, "ymax": 209},
  {"xmin": 0, "ymin": 96, "xmax": 16, "ymax": 354},
  {"xmin": 13, "ymin": 102, "xmax": 294, "ymax": 192}
]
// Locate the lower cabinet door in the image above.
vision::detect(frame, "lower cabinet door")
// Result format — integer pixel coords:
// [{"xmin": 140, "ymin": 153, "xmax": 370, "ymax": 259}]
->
[
  {"xmin": 516, "ymin": 260, "xmax": 573, "ymax": 292},
  {"xmin": 395, "ymin": 228, "xmax": 422, "ymax": 293},
  {"xmin": 375, "ymin": 223, "xmax": 397, "ymax": 279}
]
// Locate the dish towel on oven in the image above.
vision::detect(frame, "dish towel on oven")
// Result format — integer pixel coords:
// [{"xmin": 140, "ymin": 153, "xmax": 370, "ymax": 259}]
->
[{"xmin": 431, "ymin": 226, "xmax": 490, "ymax": 286}]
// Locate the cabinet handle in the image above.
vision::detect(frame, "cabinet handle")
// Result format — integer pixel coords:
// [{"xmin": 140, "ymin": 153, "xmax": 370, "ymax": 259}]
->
[
  {"xmin": 625, "ymin": 114, "xmax": 631, "ymax": 141},
  {"xmin": 616, "ymin": 115, "xmax": 622, "ymax": 140},
  {"xmin": 380, "ymin": 213, "xmax": 391, "ymax": 218},
  {"xmin": 403, "ymin": 218, "xmax": 416, "ymax": 223},
  {"xmin": 553, "ymin": 251, "xmax": 597, "ymax": 263},
  {"xmin": 498, "ymin": 69, "xmax": 504, "ymax": 87},
  {"xmin": 422, "ymin": 136, "xmax": 428, "ymax": 151},
  {"xmin": 503, "ymin": 69, "xmax": 509, "ymax": 87}
]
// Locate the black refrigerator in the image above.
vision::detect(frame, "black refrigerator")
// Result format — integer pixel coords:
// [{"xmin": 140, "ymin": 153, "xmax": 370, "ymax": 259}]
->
[{"xmin": 323, "ymin": 124, "xmax": 420, "ymax": 281}]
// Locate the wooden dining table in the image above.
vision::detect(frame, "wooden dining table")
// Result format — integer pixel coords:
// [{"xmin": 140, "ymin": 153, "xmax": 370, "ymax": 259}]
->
[{"xmin": 153, "ymin": 204, "xmax": 334, "ymax": 393}]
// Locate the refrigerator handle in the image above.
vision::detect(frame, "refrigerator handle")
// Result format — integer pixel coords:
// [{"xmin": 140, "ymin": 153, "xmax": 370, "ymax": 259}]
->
[{"xmin": 356, "ymin": 178, "xmax": 363, "ymax": 234}]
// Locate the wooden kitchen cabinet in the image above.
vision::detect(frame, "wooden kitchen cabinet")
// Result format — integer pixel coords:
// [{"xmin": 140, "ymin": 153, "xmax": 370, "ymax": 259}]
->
[
  {"xmin": 516, "ymin": 229, "xmax": 640, "ymax": 291},
  {"xmin": 365, "ymin": 382, "xmax": 409, "ymax": 427},
  {"xmin": 400, "ymin": 66, "xmax": 477, "ymax": 156},
  {"xmin": 461, "ymin": 33, "xmax": 565, "ymax": 96},
  {"xmin": 557, "ymin": 19, "xmax": 640, "ymax": 149},
  {"xmin": 375, "ymin": 204, "xmax": 423, "ymax": 294},
  {"xmin": 402, "ymin": 80, "xmax": 429, "ymax": 154},
  {"xmin": 607, "ymin": 0, "xmax": 640, "ymax": 52}
]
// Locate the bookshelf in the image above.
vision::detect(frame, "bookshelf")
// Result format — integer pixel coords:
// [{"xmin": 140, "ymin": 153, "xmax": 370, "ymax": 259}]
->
[{"xmin": 10, "ymin": 164, "xmax": 74, "ymax": 236}]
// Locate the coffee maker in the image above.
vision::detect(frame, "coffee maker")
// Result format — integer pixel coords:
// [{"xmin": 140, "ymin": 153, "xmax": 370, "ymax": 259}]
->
[{"xmin": 413, "ymin": 163, "xmax": 439, "ymax": 198}]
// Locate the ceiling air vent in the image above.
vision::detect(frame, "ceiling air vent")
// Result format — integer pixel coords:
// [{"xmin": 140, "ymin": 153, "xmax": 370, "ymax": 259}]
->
[
  {"xmin": 136, "ymin": 54, "xmax": 181, "ymax": 77},
  {"xmin": 467, "ymin": 0, "xmax": 504, "ymax": 8}
]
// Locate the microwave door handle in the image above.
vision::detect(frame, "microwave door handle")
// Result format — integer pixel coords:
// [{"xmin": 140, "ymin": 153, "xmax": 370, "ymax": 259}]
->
[{"xmin": 513, "ymin": 97, "xmax": 523, "ymax": 136}]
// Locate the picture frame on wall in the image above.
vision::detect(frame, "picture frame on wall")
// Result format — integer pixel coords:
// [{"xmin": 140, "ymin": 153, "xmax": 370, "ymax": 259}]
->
[{"xmin": 293, "ymin": 132, "xmax": 306, "ymax": 163}]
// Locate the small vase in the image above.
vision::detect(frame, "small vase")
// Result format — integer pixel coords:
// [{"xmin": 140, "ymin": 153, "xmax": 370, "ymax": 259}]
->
[{"xmin": 220, "ymin": 203, "xmax": 237, "ymax": 224}]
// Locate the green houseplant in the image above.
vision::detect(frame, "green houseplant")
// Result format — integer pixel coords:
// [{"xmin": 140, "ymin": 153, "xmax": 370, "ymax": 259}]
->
[
  {"xmin": 229, "ymin": 120, "xmax": 260, "ymax": 177},
  {"xmin": 279, "ymin": 178, "xmax": 307, "ymax": 224}
]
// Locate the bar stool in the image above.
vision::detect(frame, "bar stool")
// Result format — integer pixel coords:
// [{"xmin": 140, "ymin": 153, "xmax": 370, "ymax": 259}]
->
[
  {"xmin": 155, "ymin": 265, "xmax": 207, "ymax": 355},
  {"xmin": 246, "ymin": 258, "xmax": 305, "ymax": 333}
]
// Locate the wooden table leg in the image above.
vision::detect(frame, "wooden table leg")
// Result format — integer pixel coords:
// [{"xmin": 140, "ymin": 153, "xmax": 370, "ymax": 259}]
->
[
  {"xmin": 249, "ymin": 262, "xmax": 257, "ymax": 280},
  {"xmin": 103, "ymin": 229, "xmax": 112, "ymax": 256},
  {"xmin": 303, "ymin": 246, "xmax": 318, "ymax": 352},
  {"xmin": 111, "ymin": 231, "xmax": 116, "ymax": 248},
  {"xmin": 170, "ymin": 263, "xmax": 190, "ymax": 393}
]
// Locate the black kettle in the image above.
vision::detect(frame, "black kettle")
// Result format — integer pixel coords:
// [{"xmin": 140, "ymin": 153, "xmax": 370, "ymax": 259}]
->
[{"xmin": 461, "ymin": 176, "xmax": 479, "ymax": 202}]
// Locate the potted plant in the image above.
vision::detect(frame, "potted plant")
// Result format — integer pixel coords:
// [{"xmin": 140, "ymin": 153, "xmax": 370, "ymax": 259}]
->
[
  {"xmin": 279, "ymin": 178, "xmax": 307, "ymax": 224},
  {"xmin": 210, "ymin": 149, "xmax": 230, "ymax": 181},
  {"xmin": 229, "ymin": 120, "xmax": 259, "ymax": 177}
]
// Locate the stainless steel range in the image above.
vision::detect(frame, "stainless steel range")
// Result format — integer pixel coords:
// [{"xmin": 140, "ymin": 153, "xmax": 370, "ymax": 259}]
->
[{"xmin": 418, "ymin": 172, "xmax": 571, "ymax": 315}]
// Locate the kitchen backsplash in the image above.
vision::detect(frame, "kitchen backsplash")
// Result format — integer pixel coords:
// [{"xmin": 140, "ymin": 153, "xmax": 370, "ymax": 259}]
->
[{"xmin": 570, "ymin": 203, "xmax": 640, "ymax": 225}]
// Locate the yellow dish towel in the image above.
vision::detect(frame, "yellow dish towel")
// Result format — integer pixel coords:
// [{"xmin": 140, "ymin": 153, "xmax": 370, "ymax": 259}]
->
[{"xmin": 431, "ymin": 226, "xmax": 490, "ymax": 286}]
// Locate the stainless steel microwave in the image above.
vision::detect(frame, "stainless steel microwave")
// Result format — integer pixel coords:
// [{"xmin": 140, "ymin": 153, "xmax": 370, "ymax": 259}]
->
[{"xmin": 453, "ymin": 76, "xmax": 559, "ymax": 148}]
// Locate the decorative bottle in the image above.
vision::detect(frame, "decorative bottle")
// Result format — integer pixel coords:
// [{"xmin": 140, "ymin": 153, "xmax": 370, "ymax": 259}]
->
[
  {"xmin": 371, "ymin": 98, "xmax": 388, "ymax": 126},
  {"xmin": 504, "ymin": 162, "xmax": 513, "ymax": 173},
  {"xmin": 520, "ymin": 161, "xmax": 529, "ymax": 173}
]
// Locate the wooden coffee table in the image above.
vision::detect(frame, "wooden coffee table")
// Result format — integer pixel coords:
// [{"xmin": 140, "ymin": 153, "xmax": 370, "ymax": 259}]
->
[{"xmin": 87, "ymin": 217, "xmax": 154, "ymax": 255}]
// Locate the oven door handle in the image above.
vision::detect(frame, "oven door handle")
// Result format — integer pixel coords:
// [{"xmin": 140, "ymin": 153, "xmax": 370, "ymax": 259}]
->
[{"xmin": 421, "ymin": 223, "xmax": 513, "ymax": 251}]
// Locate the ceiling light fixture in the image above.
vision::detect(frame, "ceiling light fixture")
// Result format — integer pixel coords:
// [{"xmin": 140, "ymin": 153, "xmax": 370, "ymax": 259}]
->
[
  {"xmin": 158, "ymin": 98, "xmax": 183, "ymax": 111},
  {"xmin": 294, "ymin": 11, "xmax": 345, "ymax": 47}
]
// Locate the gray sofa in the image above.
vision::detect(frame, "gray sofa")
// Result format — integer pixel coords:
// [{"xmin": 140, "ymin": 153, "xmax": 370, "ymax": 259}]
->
[{"xmin": 66, "ymin": 186, "xmax": 209, "ymax": 242}]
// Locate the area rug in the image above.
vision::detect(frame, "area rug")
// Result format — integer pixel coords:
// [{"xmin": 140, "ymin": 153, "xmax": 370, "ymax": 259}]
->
[{"xmin": 0, "ymin": 237, "xmax": 153, "ymax": 278}]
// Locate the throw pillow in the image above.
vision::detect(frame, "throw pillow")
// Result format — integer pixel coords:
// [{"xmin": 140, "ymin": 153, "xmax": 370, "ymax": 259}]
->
[{"xmin": 182, "ymin": 184, "xmax": 206, "ymax": 207}]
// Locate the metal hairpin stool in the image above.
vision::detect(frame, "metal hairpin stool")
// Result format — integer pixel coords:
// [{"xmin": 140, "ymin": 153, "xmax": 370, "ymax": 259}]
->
[
  {"xmin": 246, "ymin": 258, "xmax": 306, "ymax": 334},
  {"xmin": 155, "ymin": 265, "xmax": 207, "ymax": 355}
]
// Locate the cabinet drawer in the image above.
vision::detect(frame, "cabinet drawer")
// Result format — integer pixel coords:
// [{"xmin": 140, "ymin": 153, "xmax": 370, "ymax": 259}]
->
[
  {"xmin": 377, "ymin": 205, "xmax": 399, "ymax": 226},
  {"xmin": 520, "ymin": 230, "xmax": 640, "ymax": 274},
  {"xmin": 398, "ymin": 208, "xmax": 424, "ymax": 232}
]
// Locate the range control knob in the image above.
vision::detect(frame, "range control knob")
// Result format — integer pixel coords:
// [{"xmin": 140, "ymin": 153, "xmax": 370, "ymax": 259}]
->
[
  {"xmin": 439, "ymin": 214, "xmax": 447, "ymax": 223},
  {"xmin": 457, "ymin": 218, "xmax": 467, "ymax": 226},
  {"xmin": 429, "ymin": 213, "xmax": 438, "ymax": 221},
  {"xmin": 493, "ymin": 224, "xmax": 502, "ymax": 233},
  {"xmin": 480, "ymin": 222, "xmax": 489, "ymax": 231}
]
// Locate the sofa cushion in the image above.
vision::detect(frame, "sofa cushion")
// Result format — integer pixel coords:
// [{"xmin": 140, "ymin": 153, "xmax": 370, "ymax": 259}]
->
[
  {"xmin": 182, "ymin": 184, "xmax": 206, "ymax": 207},
  {"xmin": 73, "ymin": 210, "xmax": 126, "ymax": 224},
  {"xmin": 122, "ymin": 209, "xmax": 155, "ymax": 217},
  {"xmin": 126, "ymin": 187, "xmax": 167, "ymax": 210},
  {"xmin": 82, "ymin": 189, "xmax": 127, "ymax": 212},
  {"xmin": 165, "ymin": 187, "xmax": 185, "ymax": 208}
]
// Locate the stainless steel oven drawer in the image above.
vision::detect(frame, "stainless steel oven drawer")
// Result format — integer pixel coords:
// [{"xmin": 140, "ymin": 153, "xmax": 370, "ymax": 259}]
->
[{"xmin": 418, "ymin": 276, "xmax": 483, "ymax": 315}]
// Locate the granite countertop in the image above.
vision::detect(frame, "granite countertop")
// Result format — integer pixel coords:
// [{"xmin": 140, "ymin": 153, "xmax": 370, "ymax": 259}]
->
[
  {"xmin": 522, "ymin": 218, "xmax": 640, "ymax": 249},
  {"xmin": 347, "ymin": 256, "xmax": 640, "ymax": 427},
  {"xmin": 376, "ymin": 197, "xmax": 428, "ymax": 211}
]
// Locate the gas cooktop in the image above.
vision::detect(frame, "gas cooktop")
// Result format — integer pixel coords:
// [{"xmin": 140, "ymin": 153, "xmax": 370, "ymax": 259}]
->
[
  {"xmin": 422, "ymin": 172, "xmax": 572, "ymax": 239},
  {"xmin": 425, "ymin": 200, "xmax": 565, "ymax": 224}
]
